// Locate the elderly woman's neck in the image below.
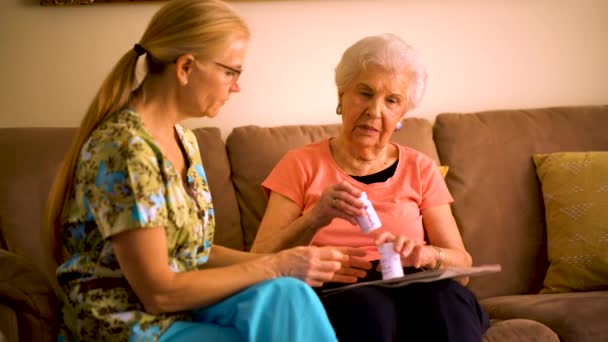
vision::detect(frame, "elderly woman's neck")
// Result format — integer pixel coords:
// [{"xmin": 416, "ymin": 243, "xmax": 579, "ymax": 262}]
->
[{"xmin": 330, "ymin": 137, "xmax": 397, "ymax": 176}]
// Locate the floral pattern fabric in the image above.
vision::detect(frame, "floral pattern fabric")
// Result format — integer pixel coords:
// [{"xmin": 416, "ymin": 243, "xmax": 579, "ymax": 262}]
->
[{"xmin": 57, "ymin": 108, "xmax": 215, "ymax": 341}]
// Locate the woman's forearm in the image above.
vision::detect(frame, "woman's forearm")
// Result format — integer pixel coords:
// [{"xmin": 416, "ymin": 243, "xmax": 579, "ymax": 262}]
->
[
  {"xmin": 112, "ymin": 227, "xmax": 279, "ymax": 315},
  {"xmin": 431, "ymin": 246, "xmax": 472, "ymax": 286},
  {"xmin": 145, "ymin": 256, "xmax": 277, "ymax": 314},
  {"xmin": 201, "ymin": 245, "xmax": 265, "ymax": 268},
  {"xmin": 144, "ymin": 245, "xmax": 348, "ymax": 314},
  {"xmin": 435, "ymin": 246, "xmax": 472, "ymax": 269},
  {"xmin": 251, "ymin": 211, "xmax": 319, "ymax": 253}
]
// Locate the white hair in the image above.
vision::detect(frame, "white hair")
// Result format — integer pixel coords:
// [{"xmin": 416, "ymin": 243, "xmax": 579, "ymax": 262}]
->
[{"xmin": 334, "ymin": 33, "xmax": 427, "ymax": 111}]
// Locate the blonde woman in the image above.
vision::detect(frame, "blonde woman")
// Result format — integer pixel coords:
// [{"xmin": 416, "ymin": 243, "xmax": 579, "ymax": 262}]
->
[{"xmin": 45, "ymin": 1, "xmax": 360, "ymax": 341}]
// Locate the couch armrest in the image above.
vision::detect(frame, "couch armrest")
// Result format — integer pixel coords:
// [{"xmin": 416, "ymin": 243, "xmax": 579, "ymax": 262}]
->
[
  {"xmin": 0, "ymin": 249, "xmax": 57, "ymax": 342},
  {"xmin": 0, "ymin": 303, "xmax": 18, "ymax": 342}
]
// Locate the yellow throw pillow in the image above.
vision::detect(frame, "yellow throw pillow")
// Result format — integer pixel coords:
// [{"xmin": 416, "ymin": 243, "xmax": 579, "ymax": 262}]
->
[
  {"xmin": 533, "ymin": 151, "xmax": 608, "ymax": 293},
  {"xmin": 438, "ymin": 165, "xmax": 449, "ymax": 178}
]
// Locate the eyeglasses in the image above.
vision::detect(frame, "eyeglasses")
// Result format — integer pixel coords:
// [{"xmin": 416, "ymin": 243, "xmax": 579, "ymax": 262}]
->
[{"xmin": 214, "ymin": 61, "xmax": 242, "ymax": 84}]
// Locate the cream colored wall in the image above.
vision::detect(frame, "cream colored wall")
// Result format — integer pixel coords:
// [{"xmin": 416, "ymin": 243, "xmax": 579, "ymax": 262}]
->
[{"xmin": 1, "ymin": 0, "xmax": 607, "ymax": 137}]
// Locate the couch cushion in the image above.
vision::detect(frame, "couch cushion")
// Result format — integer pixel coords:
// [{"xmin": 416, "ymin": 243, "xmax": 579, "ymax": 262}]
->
[
  {"xmin": 226, "ymin": 118, "xmax": 439, "ymax": 250},
  {"xmin": 480, "ymin": 291, "xmax": 608, "ymax": 342},
  {"xmin": 0, "ymin": 249, "xmax": 57, "ymax": 342},
  {"xmin": 0, "ymin": 128, "xmax": 76, "ymax": 280},
  {"xmin": 483, "ymin": 319, "xmax": 559, "ymax": 342},
  {"xmin": 191, "ymin": 128, "xmax": 244, "ymax": 250},
  {"xmin": 0, "ymin": 303, "xmax": 18, "ymax": 342},
  {"xmin": 533, "ymin": 151, "xmax": 608, "ymax": 294},
  {"xmin": 433, "ymin": 105, "xmax": 608, "ymax": 299}
]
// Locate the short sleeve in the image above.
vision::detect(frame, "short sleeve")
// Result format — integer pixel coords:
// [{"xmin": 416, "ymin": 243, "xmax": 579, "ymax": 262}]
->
[
  {"xmin": 262, "ymin": 150, "xmax": 308, "ymax": 208},
  {"xmin": 418, "ymin": 155, "xmax": 454, "ymax": 210},
  {"xmin": 84, "ymin": 135, "xmax": 168, "ymax": 239}
]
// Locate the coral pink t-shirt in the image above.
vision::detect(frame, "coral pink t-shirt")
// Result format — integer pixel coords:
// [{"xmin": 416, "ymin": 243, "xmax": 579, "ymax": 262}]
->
[{"xmin": 262, "ymin": 139, "xmax": 453, "ymax": 261}]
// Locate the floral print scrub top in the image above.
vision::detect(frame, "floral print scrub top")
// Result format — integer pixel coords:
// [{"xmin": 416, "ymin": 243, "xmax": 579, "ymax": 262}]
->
[{"xmin": 57, "ymin": 108, "xmax": 215, "ymax": 341}]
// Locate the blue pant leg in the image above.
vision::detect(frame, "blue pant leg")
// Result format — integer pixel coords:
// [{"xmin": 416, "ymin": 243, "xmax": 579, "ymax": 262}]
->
[
  {"xmin": 157, "ymin": 321, "xmax": 241, "ymax": 342},
  {"xmin": 192, "ymin": 277, "xmax": 337, "ymax": 342}
]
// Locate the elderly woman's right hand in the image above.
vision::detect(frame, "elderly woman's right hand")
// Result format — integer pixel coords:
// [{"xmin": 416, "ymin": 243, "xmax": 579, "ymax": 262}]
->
[
  {"xmin": 270, "ymin": 246, "xmax": 357, "ymax": 287},
  {"xmin": 309, "ymin": 181, "xmax": 364, "ymax": 228}
]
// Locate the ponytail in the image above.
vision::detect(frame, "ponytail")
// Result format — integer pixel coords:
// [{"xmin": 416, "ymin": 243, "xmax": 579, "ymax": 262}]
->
[{"xmin": 44, "ymin": 49, "xmax": 140, "ymax": 263}]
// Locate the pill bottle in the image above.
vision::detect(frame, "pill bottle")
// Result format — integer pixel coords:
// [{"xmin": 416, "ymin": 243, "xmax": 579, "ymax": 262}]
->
[
  {"xmin": 378, "ymin": 242, "xmax": 404, "ymax": 280},
  {"xmin": 355, "ymin": 192, "xmax": 382, "ymax": 233}
]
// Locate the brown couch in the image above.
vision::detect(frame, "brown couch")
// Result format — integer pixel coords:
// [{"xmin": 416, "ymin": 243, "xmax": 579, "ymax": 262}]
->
[{"xmin": 1, "ymin": 105, "xmax": 607, "ymax": 341}]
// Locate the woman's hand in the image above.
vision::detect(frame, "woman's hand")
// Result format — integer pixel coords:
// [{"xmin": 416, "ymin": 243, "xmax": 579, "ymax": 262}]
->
[
  {"xmin": 375, "ymin": 232, "xmax": 435, "ymax": 269},
  {"xmin": 270, "ymin": 246, "xmax": 368, "ymax": 287},
  {"xmin": 329, "ymin": 247, "xmax": 371, "ymax": 284},
  {"xmin": 309, "ymin": 181, "xmax": 364, "ymax": 228}
]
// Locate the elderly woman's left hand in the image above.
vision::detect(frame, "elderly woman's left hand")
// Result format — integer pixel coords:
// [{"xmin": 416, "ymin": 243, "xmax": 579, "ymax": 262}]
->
[{"xmin": 375, "ymin": 232, "xmax": 434, "ymax": 269}]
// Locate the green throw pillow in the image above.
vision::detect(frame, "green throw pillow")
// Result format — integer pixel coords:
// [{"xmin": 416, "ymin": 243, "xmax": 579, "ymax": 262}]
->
[{"xmin": 533, "ymin": 151, "xmax": 608, "ymax": 294}]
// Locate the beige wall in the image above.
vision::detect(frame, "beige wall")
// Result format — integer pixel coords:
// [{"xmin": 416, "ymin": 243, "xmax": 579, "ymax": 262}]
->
[{"xmin": 1, "ymin": 0, "xmax": 607, "ymax": 137}]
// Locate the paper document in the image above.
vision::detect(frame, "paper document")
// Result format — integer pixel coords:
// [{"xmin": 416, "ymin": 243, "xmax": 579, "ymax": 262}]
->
[{"xmin": 321, "ymin": 264, "xmax": 501, "ymax": 296}]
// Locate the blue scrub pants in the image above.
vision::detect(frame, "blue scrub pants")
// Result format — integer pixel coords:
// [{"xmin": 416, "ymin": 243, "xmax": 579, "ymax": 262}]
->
[{"xmin": 154, "ymin": 277, "xmax": 337, "ymax": 342}]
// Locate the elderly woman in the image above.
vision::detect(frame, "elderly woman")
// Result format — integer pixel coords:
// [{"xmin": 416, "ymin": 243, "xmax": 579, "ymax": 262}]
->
[{"xmin": 251, "ymin": 34, "xmax": 489, "ymax": 341}]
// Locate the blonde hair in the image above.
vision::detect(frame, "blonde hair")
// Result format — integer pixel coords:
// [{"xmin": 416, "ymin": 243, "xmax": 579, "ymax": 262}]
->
[
  {"xmin": 334, "ymin": 33, "xmax": 427, "ymax": 111},
  {"xmin": 44, "ymin": 0, "xmax": 249, "ymax": 263}
]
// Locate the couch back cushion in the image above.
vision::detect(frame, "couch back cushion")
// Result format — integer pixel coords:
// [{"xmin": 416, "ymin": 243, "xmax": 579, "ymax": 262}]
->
[
  {"xmin": 0, "ymin": 128, "xmax": 76, "ymax": 279},
  {"xmin": 433, "ymin": 105, "xmax": 608, "ymax": 299},
  {"xmin": 0, "ymin": 127, "xmax": 242, "ymax": 281},
  {"xmin": 226, "ymin": 118, "xmax": 439, "ymax": 250},
  {"xmin": 191, "ymin": 128, "xmax": 244, "ymax": 250}
]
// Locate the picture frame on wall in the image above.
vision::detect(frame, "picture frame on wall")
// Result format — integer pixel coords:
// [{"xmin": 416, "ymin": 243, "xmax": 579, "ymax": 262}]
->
[
  {"xmin": 41, "ymin": 0, "xmax": 167, "ymax": 5},
  {"xmin": 41, "ymin": 0, "xmax": 256, "ymax": 5}
]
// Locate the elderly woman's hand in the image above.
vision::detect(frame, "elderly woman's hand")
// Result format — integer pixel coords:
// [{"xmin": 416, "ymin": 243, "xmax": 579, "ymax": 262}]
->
[
  {"xmin": 270, "ymin": 246, "xmax": 362, "ymax": 287},
  {"xmin": 375, "ymin": 232, "xmax": 434, "ymax": 269},
  {"xmin": 309, "ymin": 181, "xmax": 364, "ymax": 228}
]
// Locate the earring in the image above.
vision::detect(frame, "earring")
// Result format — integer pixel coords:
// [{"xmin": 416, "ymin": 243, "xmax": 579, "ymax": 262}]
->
[
  {"xmin": 182, "ymin": 79, "xmax": 188, "ymax": 86},
  {"xmin": 336, "ymin": 104, "xmax": 342, "ymax": 115},
  {"xmin": 395, "ymin": 121, "xmax": 403, "ymax": 131}
]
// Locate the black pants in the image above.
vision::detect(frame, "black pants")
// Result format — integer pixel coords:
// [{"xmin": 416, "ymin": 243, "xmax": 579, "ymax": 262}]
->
[{"xmin": 316, "ymin": 264, "xmax": 489, "ymax": 342}]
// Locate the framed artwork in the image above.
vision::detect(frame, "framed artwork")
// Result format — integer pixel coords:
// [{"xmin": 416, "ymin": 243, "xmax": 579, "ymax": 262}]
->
[
  {"xmin": 41, "ymin": 0, "xmax": 257, "ymax": 4},
  {"xmin": 41, "ymin": 0, "xmax": 167, "ymax": 5}
]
